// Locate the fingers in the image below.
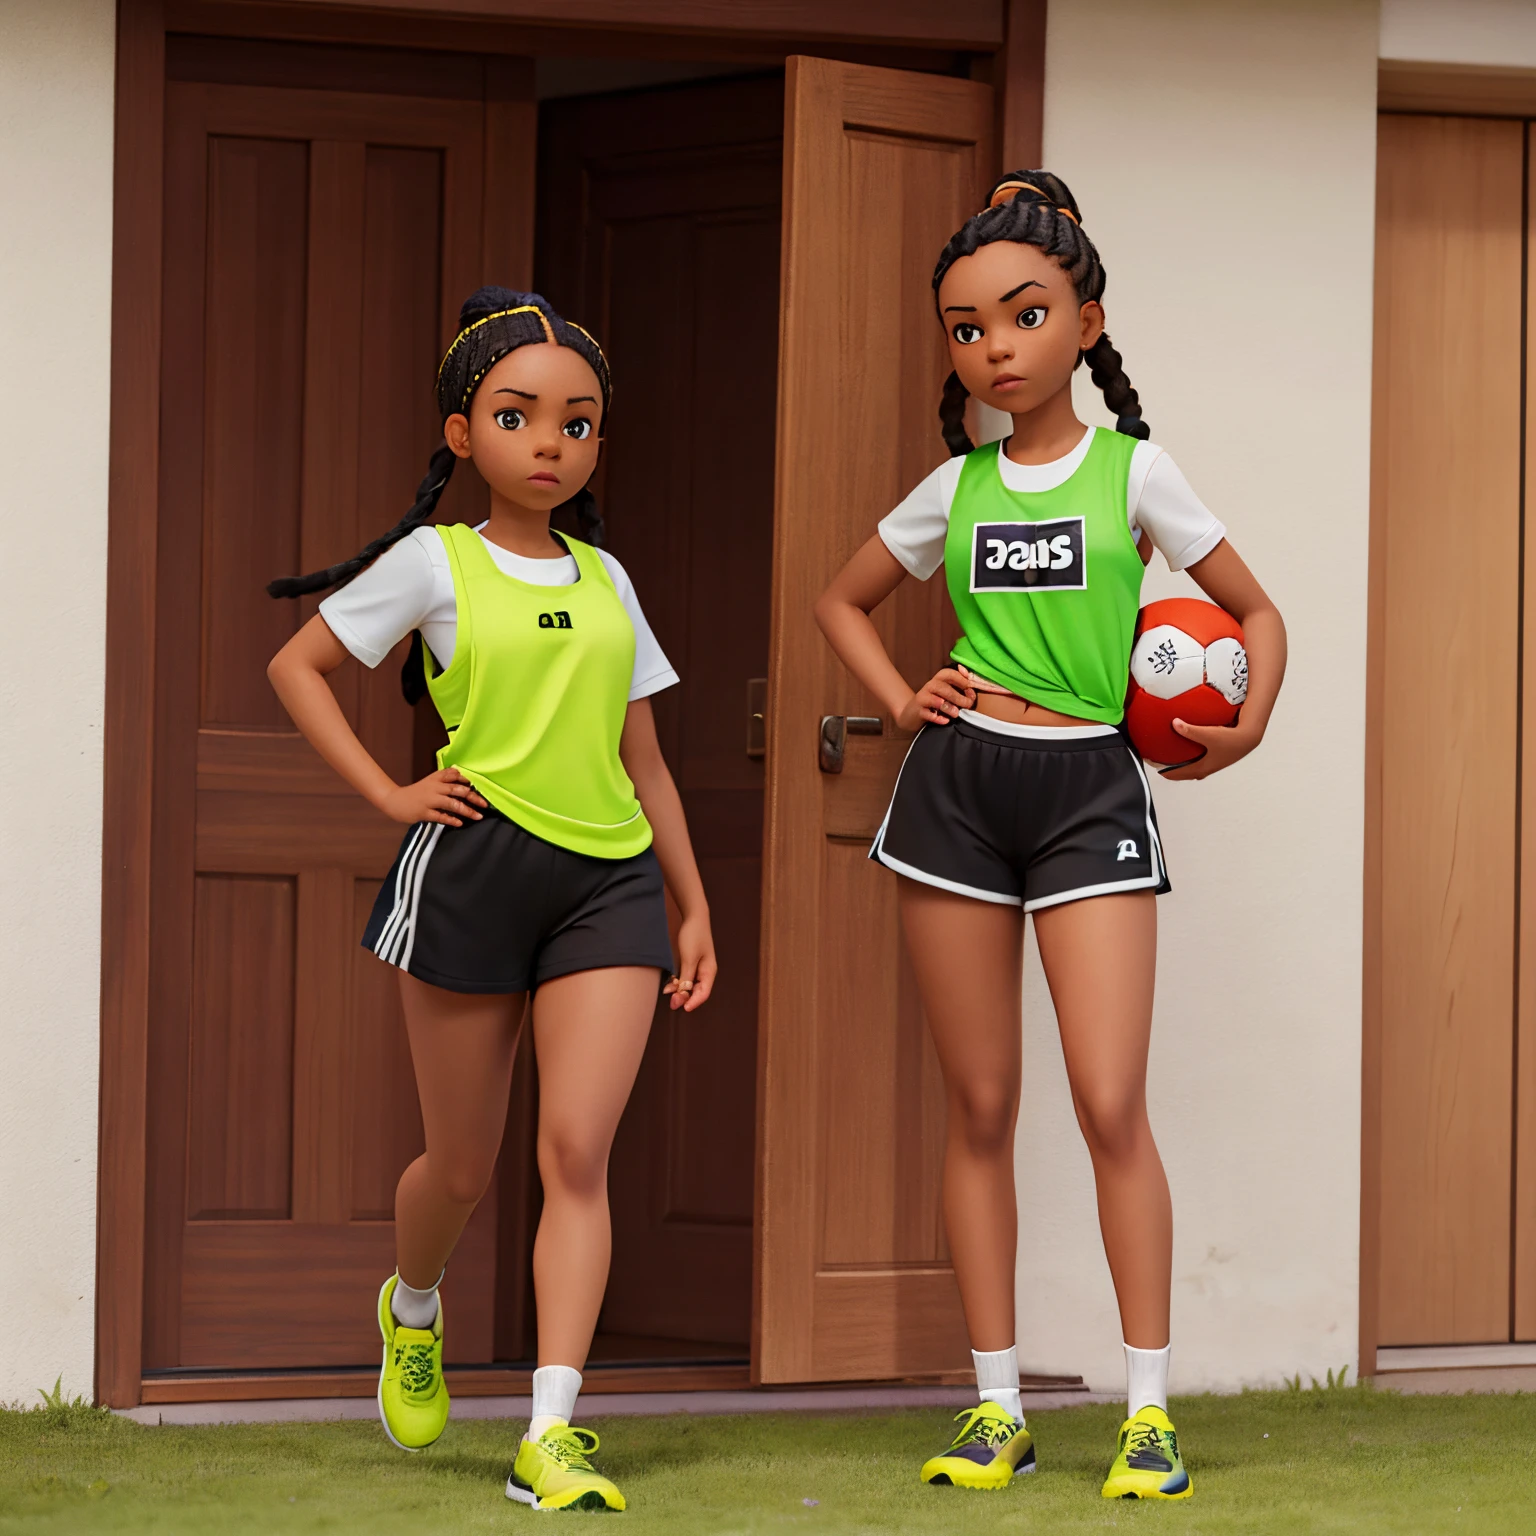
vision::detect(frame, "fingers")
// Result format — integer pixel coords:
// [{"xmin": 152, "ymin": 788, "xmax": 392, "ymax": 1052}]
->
[
  {"xmin": 439, "ymin": 769, "xmax": 488, "ymax": 808},
  {"xmin": 683, "ymin": 954, "xmax": 718, "ymax": 1012}
]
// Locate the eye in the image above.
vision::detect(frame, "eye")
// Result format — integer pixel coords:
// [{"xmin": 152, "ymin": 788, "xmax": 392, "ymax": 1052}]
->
[
  {"xmin": 951, "ymin": 322, "xmax": 984, "ymax": 345},
  {"xmin": 493, "ymin": 408, "xmax": 526, "ymax": 430},
  {"xmin": 1016, "ymin": 306, "xmax": 1047, "ymax": 330},
  {"xmin": 563, "ymin": 417, "xmax": 593, "ymax": 441}
]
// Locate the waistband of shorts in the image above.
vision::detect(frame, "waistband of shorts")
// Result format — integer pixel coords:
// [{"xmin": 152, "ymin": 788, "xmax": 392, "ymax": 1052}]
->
[{"xmin": 951, "ymin": 709, "xmax": 1125, "ymax": 748}]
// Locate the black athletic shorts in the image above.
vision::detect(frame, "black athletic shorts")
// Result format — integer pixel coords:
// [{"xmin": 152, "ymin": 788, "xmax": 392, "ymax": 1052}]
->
[
  {"xmin": 870, "ymin": 710, "xmax": 1170, "ymax": 911},
  {"xmin": 362, "ymin": 807, "xmax": 674, "ymax": 994}
]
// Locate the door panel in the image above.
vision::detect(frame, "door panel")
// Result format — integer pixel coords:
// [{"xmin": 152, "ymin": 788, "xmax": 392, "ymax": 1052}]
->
[
  {"xmin": 1519, "ymin": 126, "xmax": 1536, "ymax": 1343},
  {"xmin": 1374, "ymin": 114, "xmax": 1523, "ymax": 1345},
  {"xmin": 145, "ymin": 71, "xmax": 526, "ymax": 1374},
  {"xmin": 757, "ymin": 56, "xmax": 991, "ymax": 1382},
  {"xmin": 536, "ymin": 75, "xmax": 783, "ymax": 1352}
]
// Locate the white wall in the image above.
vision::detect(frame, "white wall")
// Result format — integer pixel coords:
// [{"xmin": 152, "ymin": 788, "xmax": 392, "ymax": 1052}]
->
[
  {"xmin": 0, "ymin": 0, "xmax": 116, "ymax": 1405},
  {"xmin": 1020, "ymin": 0, "xmax": 1378, "ymax": 1395},
  {"xmin": 1381, "ymin": 0, "xmax": 1536, "ymax": 69}
]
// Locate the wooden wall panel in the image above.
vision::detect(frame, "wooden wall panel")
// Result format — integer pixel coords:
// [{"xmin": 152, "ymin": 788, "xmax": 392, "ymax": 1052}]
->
[
  {"xmin": 349, "ymin": 879, "xmax": 424, "ymax": 1223},
  {"xmin": 1518, "ymin": 125, "xmax": 1536, "ymax": 1344},
  {"xmin": 1374, "ymin": 114, "xmax": 1524, "ymax": 1346},
  {"xmin": 186, "ymin": 875, "xmax": 297, "ymax": 1221},
  {"xmin": 199, "ymin": 136, "xmax": 308, "ymax": 734}
]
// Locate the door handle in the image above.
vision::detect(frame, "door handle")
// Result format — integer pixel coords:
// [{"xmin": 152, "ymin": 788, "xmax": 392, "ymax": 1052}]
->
[
  {"xmin": 818, "ymin": 714, "xmax": 882, "ymax": 773},
  {"xmin": 747, "ymin": 677, "xmax": 767, "ymax": 759}
]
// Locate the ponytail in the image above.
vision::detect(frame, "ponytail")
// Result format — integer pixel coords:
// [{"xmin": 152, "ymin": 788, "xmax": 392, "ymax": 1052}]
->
[
  {"xmin": 1083, "ymin": 333, "xmax": 1148, "ymax": 440},
  {"xmin": 266, "ymin": 442, "xmax": 457, "ymax": 599}
]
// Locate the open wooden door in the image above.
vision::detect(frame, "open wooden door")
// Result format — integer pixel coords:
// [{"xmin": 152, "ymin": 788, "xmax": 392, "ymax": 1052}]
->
[{"xmin": 756, "ymin": 56, "xmax": 993, "ymax": 1383}]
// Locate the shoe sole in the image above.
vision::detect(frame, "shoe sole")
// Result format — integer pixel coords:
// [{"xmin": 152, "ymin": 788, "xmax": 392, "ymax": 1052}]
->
[
  {"xmin": 923, "ymin": 1463, "xmax": 1035, "ymax": 1490},
  {"xmin": 506, "ymin": 1476, "xmax": 619, "ymax": 1512}
]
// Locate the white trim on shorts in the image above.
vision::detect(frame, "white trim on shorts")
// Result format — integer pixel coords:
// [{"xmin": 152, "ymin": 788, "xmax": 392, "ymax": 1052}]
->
[
  {"xmin": 956, "ymin": 708, "xmax": 1119, "ymax": 740},
  {"xmin": 374, "ymin": 822, "xmax": 446, "ymax": 968}
]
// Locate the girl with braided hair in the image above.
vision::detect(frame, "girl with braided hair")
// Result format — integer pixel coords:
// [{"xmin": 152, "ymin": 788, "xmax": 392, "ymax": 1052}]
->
[
  {"xmin": 267, "ymin": 287, "xmax": 716, "ymax": 1512},
  {"xmin": 816, "ymin": 173, "xmax": 1286, "ymax": 1500}
]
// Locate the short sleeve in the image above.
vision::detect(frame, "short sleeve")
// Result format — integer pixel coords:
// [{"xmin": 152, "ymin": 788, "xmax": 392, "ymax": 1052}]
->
[
  {"xmin": 318, "ymin": 530, "xmax": 440, "ymax": 668},
  {"xmin": 1129, "ymin": 446, "xmax": 1227, "ymax": 573},
  {"xmin": 596, "ymin": 550, "xmax": 680, "ymax": 701},
  {"xmin": 877, "ymin": 457, "xmax": 964, "ymax": 581}
]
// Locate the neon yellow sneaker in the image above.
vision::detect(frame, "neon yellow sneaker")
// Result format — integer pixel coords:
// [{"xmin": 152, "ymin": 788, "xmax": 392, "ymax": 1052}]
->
[
  {"xmin": 376, "ymin": 1273, "xmax": 449, "ymax": 1452},
  {"xmin": 1101, "ymin": 1405, "xmax": 1192, "ymax": 1499},
  {"xmin": 920, "ymin": 1401, "xmax": 1036, "ymax": 1489},
  {"xmin": 506, "ymin": 1425, "xmax": 627, "ymax": 1512}
]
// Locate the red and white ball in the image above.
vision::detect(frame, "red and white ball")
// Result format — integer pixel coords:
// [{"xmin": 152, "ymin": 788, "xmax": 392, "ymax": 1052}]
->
[{"xmin": 1124, "ymin": 597, "xmax": 1247, "ymax": 767}]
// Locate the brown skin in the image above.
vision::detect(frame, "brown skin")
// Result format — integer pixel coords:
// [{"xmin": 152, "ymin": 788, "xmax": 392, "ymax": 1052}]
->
[
  {"xmin": 268, "ymin": 343, "xmax": 715, "ymax": 1364},
  {"xmin": 815, "ymin": 241, "xmax": 1286, "ymax": 1352}
]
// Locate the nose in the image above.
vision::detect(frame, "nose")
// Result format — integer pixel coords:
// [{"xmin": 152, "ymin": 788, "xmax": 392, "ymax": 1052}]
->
[
  {"xmin": 532, "ymin": 432, "xmax": 562, "ymax": 460},
  {"xmin": 986, "ymin": 332, "xmax": 1014, "ymax": 362}
]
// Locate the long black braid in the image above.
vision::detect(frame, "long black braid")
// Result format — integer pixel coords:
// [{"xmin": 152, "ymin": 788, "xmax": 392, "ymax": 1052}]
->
[
  {"xmin": 932, "ymin": 169, "xmax": 1147, "ymax": 456},
  {"xmin": 268, "ymin": 286, "xmax": 613, "ymax": 700}
]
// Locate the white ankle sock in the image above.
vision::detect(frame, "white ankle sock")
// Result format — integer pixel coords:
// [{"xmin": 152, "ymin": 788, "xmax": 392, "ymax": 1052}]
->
[
  {"xmin": 527, "ymin": 1364, "xmax": 582, "ymax": 1442},
  {"xmin": 973, "ymin": 1345, "xmax": 1023, "ymax": 1424},
  {"xmin": 1125, "ymin": 1342, "xmax": 1171, "ymax": 1415},
  {"xmin": 390, "ymin": 1272, "xmax": 441, "ymax": 1330}
]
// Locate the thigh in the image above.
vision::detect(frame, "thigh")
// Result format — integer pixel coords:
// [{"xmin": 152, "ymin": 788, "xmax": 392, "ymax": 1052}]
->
[
  {"xmin": 399, "ymin": 971, "xmax": 526, "ymax": 1164},
  {"xmin": 898, "ymin": 878, "xmax": 1025, "ymax": 1096},
  {"xmin": 1032, "ymin": 891, "xmax": 1157, "ymax": 1100},
  {"xmin": 532, "ymin": 966, "xmax": 660, "ymax": 1152}
]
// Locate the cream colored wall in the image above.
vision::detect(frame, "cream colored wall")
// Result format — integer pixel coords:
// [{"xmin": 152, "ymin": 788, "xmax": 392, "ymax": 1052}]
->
[
  {"xmin": 0, "ymin": 0, "xmax": 116, "ymax": 1405},
  {"xmin": 1017, "ymin": 0, "xmax": 1379, "ymax": 1394},
  {"xmin": 1381, "ymin": 0, "xmax": 1536, "ymax": 68}
]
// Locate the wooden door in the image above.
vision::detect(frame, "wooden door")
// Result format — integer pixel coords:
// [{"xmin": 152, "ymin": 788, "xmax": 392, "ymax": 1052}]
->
[
  {"xmin": 143, "ymin": 68, "xmax": 529, "ymax": 1374},
  {"xmin": 756, "ymin": 56, "xmax": 992, "ymax": 1382},
  {"xmin": 537, "ymin": 77, "xmax": 784, "ymax": 1354},
  {"xmin": 1372, "ymin": 115, "xmax": 1524, "ymax": 1345}
]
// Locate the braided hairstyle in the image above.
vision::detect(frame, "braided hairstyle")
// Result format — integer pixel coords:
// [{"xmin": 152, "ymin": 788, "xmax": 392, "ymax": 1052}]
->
[
  {"xmin": 933, "ymin": 170, "xmax": 1146, "ymax": 456},
  {"xmin": 268, "ymin": 286, "xmax": 613, "ymax": 700}
]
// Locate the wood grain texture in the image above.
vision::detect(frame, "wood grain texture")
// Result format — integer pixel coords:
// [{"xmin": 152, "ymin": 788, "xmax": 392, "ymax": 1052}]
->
[
  {"xmin": 138, "ymin": 62, "xmax": 529, "ymax": 1378},
  {"xmin": 180, "ymin": 0, "xmax": 1004, "ymax": 48},
  {"xmin": 1380, "ymin": 60, "xmax": 1536, "ymax": 118},
  {"xmin": 537, "ymin": 75, "xmax": 782, "ymax": 1350},
  {"xmin": 996, "ymin": 0, "xmax": 1045, "ymax": 172},
  {"xmin": 1518, "ymin": 126, "xmax": 1536, "ymax": 1345},
  {"xmin": 1374, "ymin": 114, "xmax": 1523, "ymax": 1346},
  {"xmin": 756, "ymin": 55, "xmax": 992, "ymax": 1383},
  {"xmin": 141, "ymin": 1360, "xmax": 752, "ymax": 1403}
]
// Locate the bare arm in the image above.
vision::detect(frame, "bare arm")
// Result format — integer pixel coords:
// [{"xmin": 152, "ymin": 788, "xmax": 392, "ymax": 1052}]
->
[
  {"xmin": 1162, "ymin": 538, "xmax": 1287, "ymax": 782},
  {"xmin": 267, "ymin": 614, "xmax": 486, "ymax": 826},
  {"xmin": 620, "ymin": 696, "xmax": 716, "ymax": 1012},
  {"xmin": 813, "ymin": 535, "xmax": 975, "ymax": 730}
]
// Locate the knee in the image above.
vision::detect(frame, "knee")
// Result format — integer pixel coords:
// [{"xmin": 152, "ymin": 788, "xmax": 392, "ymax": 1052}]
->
[
  {"xmin": 1073, "ymin": 1087, "xmax": 1148, "ymax": 1163},
  {"xmin": 537, "ymin": 1131, "xmax": 608, "ymax": 1200},
  {"xmin": 437, "ymin": 1152, "xmax": 497, "ymax": 1208},
  {"xmin": 949, "ymin": 1082, "xmax": 1017, "ymax": 1159}
]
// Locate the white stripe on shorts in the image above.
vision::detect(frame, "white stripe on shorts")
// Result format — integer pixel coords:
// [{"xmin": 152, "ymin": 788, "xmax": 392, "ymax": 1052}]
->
[
  {"xmin": 374, "ymin": 823, "xmax": 428, "ymax": 963},
  {"xmin": 395, "ymin": 824, "xmax": 445, "ymax": 972}
]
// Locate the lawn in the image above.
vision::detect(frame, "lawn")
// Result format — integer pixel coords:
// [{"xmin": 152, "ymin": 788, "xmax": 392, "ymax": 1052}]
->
[{"xmin": 2, "ymin": 1386, "xmax": 1532, "ymax": 1534}]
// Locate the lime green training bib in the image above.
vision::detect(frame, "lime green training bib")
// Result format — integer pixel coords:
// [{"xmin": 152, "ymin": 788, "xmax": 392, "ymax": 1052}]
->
[
  {"xmin": 944, "ymin": 430, "xmax": 1143, "ymax": 724},
  {"xmin": 425, "ymin": 524, "xmax": 651, "ymax": 859}
]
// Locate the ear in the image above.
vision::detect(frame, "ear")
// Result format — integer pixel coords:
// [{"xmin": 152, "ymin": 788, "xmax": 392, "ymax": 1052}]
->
[
  {"xmin": 1078, "ymin": 300, "xmax": 1106, "ymax": 352},
  {"xmin": 443, "ymin": 413, "xmax": 473, "ymax": 460}
]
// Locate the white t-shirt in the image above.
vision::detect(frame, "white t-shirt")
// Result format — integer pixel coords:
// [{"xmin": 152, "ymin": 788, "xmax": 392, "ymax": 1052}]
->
[
  {"xmin": 878, "ymin": 428, "xmax": 1226, "ymax": 580},
  {"xmin": 319, "ymin": 524, "xmax": 679, "ymax": 701}
]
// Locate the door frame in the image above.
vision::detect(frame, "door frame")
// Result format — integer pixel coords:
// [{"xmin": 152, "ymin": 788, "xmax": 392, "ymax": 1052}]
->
[
  {"xmin": 98, "ymin": 0, "xmax": 1045, "ymax": 1408},
  {"xmin": 1361, "ymin": 70, "xmax": 1536, "ymax": 1382}
]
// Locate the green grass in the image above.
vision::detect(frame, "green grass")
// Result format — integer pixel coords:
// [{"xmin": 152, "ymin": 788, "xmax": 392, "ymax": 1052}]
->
[{"xmin": 2, "ymin": 1387, "xmax": 1533, "ymax": 1534}]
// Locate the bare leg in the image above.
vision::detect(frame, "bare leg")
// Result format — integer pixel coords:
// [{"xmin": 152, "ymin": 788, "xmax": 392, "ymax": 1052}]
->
[
  {"xmin": 1032, "ymin": 892, "xmax": 1170, "ymax": 1349},
  {"xmin": 530, "ymin": 966, "xmax": 659, "ymax": 1368},
  {"xmin": 394, "ymin": 972, "xmax": 525, "ymax": 1289},
  {"xmin": 898, "ymin": 878, "xmax": 1026, "ymax": 1352}
]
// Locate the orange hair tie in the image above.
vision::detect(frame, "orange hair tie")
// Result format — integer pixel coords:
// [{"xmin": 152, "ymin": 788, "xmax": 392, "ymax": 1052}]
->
[{"xmin": 985, "ymin": 180, "xmax": 1080, "ymax": 224}]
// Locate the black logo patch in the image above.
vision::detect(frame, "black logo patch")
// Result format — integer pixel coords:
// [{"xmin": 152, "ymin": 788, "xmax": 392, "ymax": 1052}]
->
[
  {"xmin": 537, "ymin": 610, "xmax": 573, "ymax": 629},
  {"xmin": 969, "ymin": 518, "xmax": 1086, "ymax": 592}
]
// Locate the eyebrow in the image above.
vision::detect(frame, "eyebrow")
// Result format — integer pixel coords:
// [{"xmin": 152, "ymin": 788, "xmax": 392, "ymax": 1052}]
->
[
  {"xmin": 567, "ymin": 395, "xmax": 596, "ymax": 405},
  {"xmin": 942, "ymin": 304, "xmax": 977, "ymax": 313},
  {"xmin": 494, "ymin": 388, "xmax": 536, "ymax": 399},
  {"xmin": 1000, "ymin": 280, "xmax": 1045, "ymax": 301}
]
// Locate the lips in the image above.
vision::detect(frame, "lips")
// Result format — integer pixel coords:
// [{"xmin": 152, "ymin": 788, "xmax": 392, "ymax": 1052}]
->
[
  {"xmin": 992, "ymin": 373, "xmax": 1024, "ymax": 391},
  {"xmin": 527, "ymin": 473, "xmax": 560, "ymax": 486}
]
